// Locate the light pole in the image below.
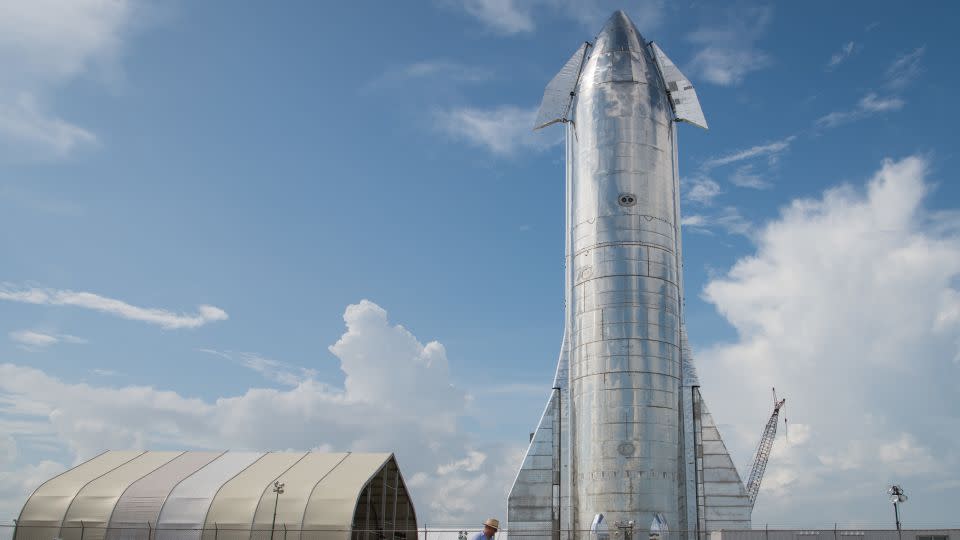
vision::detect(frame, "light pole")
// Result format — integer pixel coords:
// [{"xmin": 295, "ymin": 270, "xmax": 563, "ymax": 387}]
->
[
  {"xmin": 888, "ymin": 485, "xmax": 907, "ymax": 540},
  {"xmin": 271, "ymin": 481, "xmax": 285, "ymax": 540}
]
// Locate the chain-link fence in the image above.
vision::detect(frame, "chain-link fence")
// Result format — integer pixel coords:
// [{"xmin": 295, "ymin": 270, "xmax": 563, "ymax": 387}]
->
[{"xmin": 0, "ymin": 525, "xmax": 956, "ymax": 540}]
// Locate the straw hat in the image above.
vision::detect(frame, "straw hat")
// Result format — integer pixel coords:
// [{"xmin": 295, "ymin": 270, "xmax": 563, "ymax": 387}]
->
[{"xmin": 483, "ymin": 518, "xmax": 500, "ymax": 530}]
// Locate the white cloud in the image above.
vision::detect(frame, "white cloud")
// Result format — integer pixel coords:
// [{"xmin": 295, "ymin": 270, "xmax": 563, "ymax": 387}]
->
[
  {"xmin": 199, "ymin": 349, "xmax": 316, "ymax": 387},
  {"xmin": 0, "ymin": 93, "xmax": 97, "ymax": 158},
  {"xmin": 686, "ymin": 6, "xmax": 773, "ymax": 86},
  {"xmin": 0, "ymin": 284, "xmax": 228, "ymax": 329},
  {"xmin": 9, "ymin": 330, "xmax": 58, "ymax": 349},
  {"xmin": 435, "ymin": 105, "xmax": 561, "ymax": 156},
  {"xmin": 0, "ymin": 300, "xmax": 517, "ymax": 525},
  {"xmin": 696, "ymin": 155, "xmax": 960, "ymax": 523},
  {"xmin": 729, "ymin": 164, "xmax": 771, "ymax": 189},
  {"xmin": 681, "ymin": 214, "xmax": 708, "ymax": 228},
  {"xmin": 436, "ymin": 450, "xmax": 486, "ymax": 475},
  {"xmin": 683, "ymin": 206, "xmax": 752, "ymax": 237},
  {"xmin": 457, "ymin": 0, "xmax": 534, "ymax": 34},
  {"xmin": 827, "ymin": 41, "xmax": 858, "ymax": 70},
  {"xmin": 816, "ymin": 47, "xmax": 921, "ymax": 131},
  {"xmin": 885, "ymin": 46, "xmax": 925, "ymax": 91},
  {"xmin": 685, "ymin": 176, "xmax": 722, "ymax": 205},
  {"xmin": 0, "ymin": 0, "xmax": 138, "ymax": 158},
  {"xmin": 0, "ymin": 435, "xmax": 15, "ymax": 464},
  {"xmin": 0, "ymin": 460, "xmax": 67, "ymax": 520},
  {"xmin": 859, "ymin": 93, "xmax": 905, "ymax": 113},
  {"xmin": 8, "ymin": 330, "xmax": 87, "ymax": 351},
  {"xmin": 364, "ymin": 60, "xmax": 494, "ymax": 93},
  {"xmin": 816, "ymin": 92, "xmax": 905, "ymax": 129},
  {"xmin": 401, "ymin": 61, "xmax": 491, "ymax": 82},
  {"xmin": 448, "ymin": 0, "xmax": 664, "ymax": 35},
  {"xmin": 702, "ymin": 136, "xmax": 795, "ymax": 170}
]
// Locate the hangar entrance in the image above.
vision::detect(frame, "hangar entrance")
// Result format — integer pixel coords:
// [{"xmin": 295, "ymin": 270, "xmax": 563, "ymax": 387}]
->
[{"xmin": 350, "ymin": 458, "xmax": 416, "ymax": 540}]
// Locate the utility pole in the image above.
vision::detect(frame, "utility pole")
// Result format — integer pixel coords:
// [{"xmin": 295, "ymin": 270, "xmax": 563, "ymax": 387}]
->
[{"xmin": 271, "ymin": 481, "xmax": 285, "ymax": 540}]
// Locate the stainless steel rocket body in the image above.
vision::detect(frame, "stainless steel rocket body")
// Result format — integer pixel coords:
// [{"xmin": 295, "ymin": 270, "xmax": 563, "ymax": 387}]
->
[
  {"xmin": 507, "ymin": 11, "xmax": 752, "ymax": 540},
  {"xmin": 566, "ymin": 13, "xmax": 682, "ymax": 534}
]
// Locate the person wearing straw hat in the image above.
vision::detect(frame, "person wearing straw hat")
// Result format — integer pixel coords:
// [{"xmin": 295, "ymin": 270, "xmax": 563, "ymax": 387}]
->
[{"xmin": 470, "ymin": 518, "xmax": 499, "ymax": 540}]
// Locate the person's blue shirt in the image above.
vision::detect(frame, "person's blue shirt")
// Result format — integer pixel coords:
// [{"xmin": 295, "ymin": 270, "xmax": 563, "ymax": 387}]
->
[{"xmin": 470, "ymin": 532, "xmax": 495, "ymax": 540}]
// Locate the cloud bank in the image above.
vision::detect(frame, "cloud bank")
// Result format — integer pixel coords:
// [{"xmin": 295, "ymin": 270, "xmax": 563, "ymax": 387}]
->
[
  {"xmin": 0, "ymin": 300, "xmax": 519, "ymax": 524},
  {"xmin": 696, "ymin": 155, "xmax": 960, "ymax": 525}
]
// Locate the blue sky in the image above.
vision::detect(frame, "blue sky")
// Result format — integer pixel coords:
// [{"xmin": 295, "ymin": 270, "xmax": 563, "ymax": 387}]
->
[{"xmin": 1, "ymin": 0, "xmax": 959, "ymax": 531}]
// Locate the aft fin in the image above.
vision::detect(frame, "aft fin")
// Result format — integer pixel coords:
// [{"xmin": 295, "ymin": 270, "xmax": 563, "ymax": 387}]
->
[
  {"xmin": 507, "ymin": 388, "xmax": 560, "ymax": 538},
  {"xmin": 680, "ymin": 324, "xmax": 751, "ymax": 531},
  {"xmin": 694, "ymin": 389, "xmax": 753, "ymax": 530},
  {"xmin": 508, "ymin": 331, "xmax": 569, "ymax": 539},
  {"xmin": 533, "ymin": 42, "xmax": 592, "ymax": 130},
  {"xmin": 649, "ymin": 42, "xmax": 708, "ymax": 130}
]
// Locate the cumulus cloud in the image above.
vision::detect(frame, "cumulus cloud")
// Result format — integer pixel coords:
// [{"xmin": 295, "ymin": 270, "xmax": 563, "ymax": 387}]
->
[
  {"xmin": 686, "ymin": 6, "xmax": 773, "ymax": 86},
  {"xmin": 0, "ymin": 0, "xmax": 139, "ymax": 158},
  {"xmin": 695, "ymin": 155, "xmax": 960, "ymax": 524},
  {"xmin": 0, "ymin": 300, "xmax": 517, "ymax": 524},
  {"xmin": 434, "ymin": 105, "xmax": 561, "ymax": 157},
  {"xmin": 0, "ymin": 284, "xmax": 228, "ymax": 329}
]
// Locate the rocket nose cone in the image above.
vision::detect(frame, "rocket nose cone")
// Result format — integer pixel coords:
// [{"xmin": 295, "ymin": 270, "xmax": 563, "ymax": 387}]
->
[{"xmin": 594, "ymin": 10, "xmax": 645, "ymax": 54}]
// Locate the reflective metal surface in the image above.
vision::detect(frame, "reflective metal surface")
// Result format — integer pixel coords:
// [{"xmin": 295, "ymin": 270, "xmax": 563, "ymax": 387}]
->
[
  {"xmin": 534, "ymin": 43, "xmax": 592, "ymax": 130},
  {"xmin": 649, "ymin": 44, "xmax": 707, "ymax": 130},
  {"xmin": 509, "ymin": 10, "xmax": 750, "ymax": 540},
  {"xmin": 567, "ymin": 11, "xmax": 680, "ymax": 535}
]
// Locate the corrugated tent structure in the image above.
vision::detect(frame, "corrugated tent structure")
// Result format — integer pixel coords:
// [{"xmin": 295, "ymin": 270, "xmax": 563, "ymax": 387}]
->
[{"xmin": 14, "ymin": 452, "xmax": 417, "ymax": 540}]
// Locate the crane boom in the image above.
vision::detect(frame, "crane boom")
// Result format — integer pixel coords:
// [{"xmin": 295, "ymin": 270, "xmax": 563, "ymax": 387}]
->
[{"xmin": 745, "ymin": 388, "xmax": 787, "ymax": 505}]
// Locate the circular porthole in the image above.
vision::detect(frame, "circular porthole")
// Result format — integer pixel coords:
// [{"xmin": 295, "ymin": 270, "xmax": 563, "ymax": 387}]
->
[
  {"xmin": 618, "ymin": 193, "xmax": 637, "ymax": 207},
  {"xmin": 618, "ymin": 442, "xmax": 636, "ymax": 456}
]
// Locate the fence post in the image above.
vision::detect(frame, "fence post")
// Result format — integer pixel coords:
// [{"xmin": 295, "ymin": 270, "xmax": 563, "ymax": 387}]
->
[
  {"xmin": 283, "ymin": 524, "xmax": 287, "ymax": 540},
  {"xmin": 214, "ymin": 523, "xmax": 219, "ymax": 540},
  {"xmin": 81, "ymin": 521, "xmax": 86, "ymax": 540}
]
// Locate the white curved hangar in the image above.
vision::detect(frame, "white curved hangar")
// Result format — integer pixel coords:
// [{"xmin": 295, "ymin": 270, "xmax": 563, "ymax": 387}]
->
[{"xmin": 14, "ymin": 451, "xmax": 418, "ymax": 540}]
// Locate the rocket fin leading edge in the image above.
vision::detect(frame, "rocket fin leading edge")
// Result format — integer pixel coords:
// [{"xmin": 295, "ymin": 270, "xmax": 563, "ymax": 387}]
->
[
  {"xmin": 533, "ymin": 42, "xmax": 592, "ymax": 130},
  {"xmin": 694, "ymin": 392, "xmax": 754, "ymax": 530},
  {"xmin": 649, "ymin": 42, "xmax": 708, "ymax": 130},
  {"xmin": 507, "ymin": 331, "xmax": 569, "ymax": 540},
  {"xmin": 680, "ymin": 326, "xmax": 753, "ymax": 532}
]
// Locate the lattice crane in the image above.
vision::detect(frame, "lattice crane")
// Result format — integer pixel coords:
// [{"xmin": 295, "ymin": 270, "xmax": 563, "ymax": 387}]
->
[{"xmin": 745, "ymin": 388, "xmax": 787, "ymax": 506}]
